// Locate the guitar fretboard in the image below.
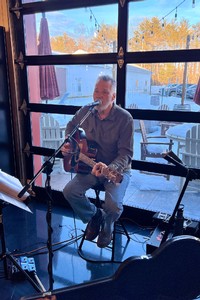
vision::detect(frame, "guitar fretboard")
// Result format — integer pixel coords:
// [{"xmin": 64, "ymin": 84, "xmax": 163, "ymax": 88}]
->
[
  {"xmin": 79, "ymin": 153, "xmax": 96, "ymax": 168},
  {"xmin": 78, "ymin": 152, "xmax": 123, "ymax": 184}
]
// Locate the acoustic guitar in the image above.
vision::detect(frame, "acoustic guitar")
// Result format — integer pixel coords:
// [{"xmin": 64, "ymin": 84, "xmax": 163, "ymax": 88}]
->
[{"xmin": 63, "ymin": 128, "xmax": 123, "ymax": 185}]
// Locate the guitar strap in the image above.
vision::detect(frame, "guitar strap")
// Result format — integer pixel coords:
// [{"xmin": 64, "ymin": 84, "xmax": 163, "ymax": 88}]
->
[{"xmin": 69, "ymin": 138, "xmax": 80, "ymax": 171}]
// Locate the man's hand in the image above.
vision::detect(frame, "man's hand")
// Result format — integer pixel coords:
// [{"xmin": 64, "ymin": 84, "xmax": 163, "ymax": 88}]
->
[
  {"xmin": 91, "ymin": 162, "xmax": 107, "ymax": 177},
  {"xmin": 61, "ymin": 142, "xmax": 71, "ymax": 157}
]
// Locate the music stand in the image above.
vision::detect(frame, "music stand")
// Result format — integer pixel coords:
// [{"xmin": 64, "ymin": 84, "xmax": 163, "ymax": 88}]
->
[
  {"xmin": 0, "ymin": 171, "xmax": 46, "ymax": 293},
  {"xmin": 160, "ymin": 151, "xmax": 199, "ymax": 245}
]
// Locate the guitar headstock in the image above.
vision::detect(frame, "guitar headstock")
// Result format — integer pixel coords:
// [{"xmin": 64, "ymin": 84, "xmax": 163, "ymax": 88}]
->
[{"xmin": 102, "ymin": 167, "xmax": 123, "ymax": 184}]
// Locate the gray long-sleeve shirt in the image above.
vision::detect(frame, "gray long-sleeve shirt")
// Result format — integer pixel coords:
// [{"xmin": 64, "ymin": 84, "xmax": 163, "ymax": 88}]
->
[{"xmin": 65, "ymin": 103, "xmax": 134, "ymax": 172}]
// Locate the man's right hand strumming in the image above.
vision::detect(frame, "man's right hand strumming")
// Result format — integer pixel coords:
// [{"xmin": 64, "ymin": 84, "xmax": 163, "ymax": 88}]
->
[{"xmin": 61, "ymin": 142, "xmax": 71, "ymax": 157}]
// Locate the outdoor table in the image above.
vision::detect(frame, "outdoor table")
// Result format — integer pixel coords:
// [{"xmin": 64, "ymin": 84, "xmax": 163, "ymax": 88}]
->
[{"xmin": 165, "ymin": 123, "xmax": 196, "ymax": 156}]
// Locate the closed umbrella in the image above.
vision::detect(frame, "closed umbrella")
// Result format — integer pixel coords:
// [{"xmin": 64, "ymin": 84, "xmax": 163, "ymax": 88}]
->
[
  {"xmin": 193, "ymin": 77, "xmax": 200, "ymax": 106},
  {"xmin": 38, "ymin": 13, "xmax": 59, "ymax": 102}
]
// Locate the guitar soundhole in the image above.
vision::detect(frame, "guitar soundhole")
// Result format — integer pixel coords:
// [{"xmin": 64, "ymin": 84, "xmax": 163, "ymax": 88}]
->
[{"xmin": 87, "ymin": 141, "xmax": 97, "ymax": 158}]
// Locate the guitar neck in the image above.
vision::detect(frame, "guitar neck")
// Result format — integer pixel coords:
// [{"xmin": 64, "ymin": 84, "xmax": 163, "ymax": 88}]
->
[
  {"xmin": 79, "ymin": 152, "xmax": 123, "ymax": 184},
  {"xmin": 79, "ymin": 152, "xmax": 96, "ymax": 168}
]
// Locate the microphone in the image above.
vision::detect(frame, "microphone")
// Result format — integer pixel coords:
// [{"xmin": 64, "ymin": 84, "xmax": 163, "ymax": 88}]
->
[{"xmin": 85, "ymin": 100, "xmax": 102, "ymax": 107}]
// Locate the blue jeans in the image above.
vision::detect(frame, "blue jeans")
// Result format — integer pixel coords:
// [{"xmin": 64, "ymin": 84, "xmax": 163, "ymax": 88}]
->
[{"xmin": 63, "ymin": 171, "xmax": 131, "ymax": 224}]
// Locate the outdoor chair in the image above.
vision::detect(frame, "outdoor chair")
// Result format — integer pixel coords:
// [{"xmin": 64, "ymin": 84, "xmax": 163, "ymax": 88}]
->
[
  {"xmin": 158, "ymin": 104, "xmax": 181, "ymax": 136},
  {"xmin": 180, "ymin": 124, "xmax": 200, "ymax": 191},
  {"xmin": 128, "ymin": 103, "xmax": 138, "ymax": 109},
  {"xmin": 158, "ymin": 104, "xmax": 169, "ymax": 111},
  {"xmin": 40, "ymin": 114, "xmax": 65, "ymax": 171},
  {"xmin": 139, "ymin": 120, "xmax": 173, "ymax": 180},
  {"xmin": 158, "ymin": 104, "xmax": 171, "ymax": 134},
  {"xmin": 128, "ymin": 103, "xmax": 139, "ymax": 131}
]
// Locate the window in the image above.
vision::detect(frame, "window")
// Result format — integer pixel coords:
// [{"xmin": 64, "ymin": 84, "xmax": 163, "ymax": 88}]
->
[
  {"xmin": 24, "ymin": 6, "xmax": 118, "ymax": 56},
  {"xmin": 125, "ymin": 62, "xmax": 200, "ymax": 111},
  {"xmin": 9, "ymin": 0, "xmax": 200, "ymax": 200},
  {"xmin": 128, "ymin": 0, "xmax": 200, "ymax": 51}
]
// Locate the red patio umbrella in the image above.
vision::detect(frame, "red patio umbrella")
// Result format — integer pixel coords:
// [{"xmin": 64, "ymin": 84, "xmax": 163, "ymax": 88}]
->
[
  {"xmin": 193, "ymin": 77, "xmax": 200, "ymax": 106},
  {"xmin": 38, "ymin": 13, "xmax": 60, "ymax": 102}
]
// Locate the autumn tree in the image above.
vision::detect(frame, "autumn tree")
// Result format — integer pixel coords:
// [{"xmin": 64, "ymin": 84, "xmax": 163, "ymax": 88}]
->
[
  {"xmin": 88, "ymin": 24, "xmax": 117, "ymax": 53},
  {"xmin": 50, "ymin": 17, "xmax": 199, "ymax": 85},
  {"xmin": 129, "ymin": 17, "xmax": 200, "ymax": 85},
  {"xmin": 51, "ymin": 33, "xmax": 76, "ymax": 53}
]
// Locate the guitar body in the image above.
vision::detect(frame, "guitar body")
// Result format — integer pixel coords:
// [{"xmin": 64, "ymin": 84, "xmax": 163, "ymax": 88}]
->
[
  {"xmin": 63, "ymin": 127, "xmax": 123, "ymax": 184},
  {"xmin": 63, "ymin": 128, "xmax": 97, "ymax": 174}
]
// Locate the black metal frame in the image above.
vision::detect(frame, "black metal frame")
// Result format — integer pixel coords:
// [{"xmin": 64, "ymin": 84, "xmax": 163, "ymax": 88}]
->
[
  {"xmin": 161, "ymin": 151, "xmax": 200, "ymax": 245},
  {"xmin": 7, "ymin": 0, "xmax": 200, "ymax": 184}
]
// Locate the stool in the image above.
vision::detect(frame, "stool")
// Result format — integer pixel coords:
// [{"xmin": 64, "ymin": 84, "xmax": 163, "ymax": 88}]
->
[{"xmin": 78, "ymin": 185, "xmax": 130, "ymax": 262}]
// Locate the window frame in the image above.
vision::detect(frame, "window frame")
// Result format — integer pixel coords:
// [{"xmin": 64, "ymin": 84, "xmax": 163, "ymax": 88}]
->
[{"xmin": 8, "ymin": 0, "xmax": 200, "ymax": 182}]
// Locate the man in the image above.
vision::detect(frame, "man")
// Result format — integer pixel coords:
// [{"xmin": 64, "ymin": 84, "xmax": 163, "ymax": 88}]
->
[{"xmin": 62, "ymin": 75, "xmax": 133, "ymax": 248}]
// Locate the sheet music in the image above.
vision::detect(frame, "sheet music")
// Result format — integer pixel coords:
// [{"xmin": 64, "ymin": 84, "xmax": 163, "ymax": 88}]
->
[
  {"xmin": 0, "ymin": 191, "xmax": 32, "ymax": 213},
  {"xmin": 0, "ymin": 170, "xmax": 32, "ymax": 213}
]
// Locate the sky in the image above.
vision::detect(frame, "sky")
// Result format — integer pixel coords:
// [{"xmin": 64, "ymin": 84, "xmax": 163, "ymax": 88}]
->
[{"xmin": 35, "ymin": 0, "xmax": 200, "ymax": 38}]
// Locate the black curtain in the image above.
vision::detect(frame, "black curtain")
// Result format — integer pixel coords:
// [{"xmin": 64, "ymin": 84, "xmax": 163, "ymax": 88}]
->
[{"xmin": 0, "ymin": 26, "xmax": 15, "ymax": 174}]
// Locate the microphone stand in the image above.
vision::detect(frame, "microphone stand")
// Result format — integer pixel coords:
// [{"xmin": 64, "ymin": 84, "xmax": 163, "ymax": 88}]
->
[
  {"xmin": 18, "ymin": 106, "xmax": 95, "ymax": 291},
  {"xmin": 160, "ymin": 151, "xmax": 199, "ymax": 245}
]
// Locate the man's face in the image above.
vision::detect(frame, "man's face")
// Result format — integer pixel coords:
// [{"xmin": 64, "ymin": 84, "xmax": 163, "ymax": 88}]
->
[{"xmin": 93, "ymin": 79, "xmax": 116, "ymax": 112}]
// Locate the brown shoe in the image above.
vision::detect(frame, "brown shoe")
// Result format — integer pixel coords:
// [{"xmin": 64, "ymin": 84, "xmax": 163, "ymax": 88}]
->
[
  {"xmin": 85, "ymin": 208, "xmax": 104, "ymax": 241},
  {"xmin": 97, "ymin": 229, "xmax": 112, "ymax": 248}
]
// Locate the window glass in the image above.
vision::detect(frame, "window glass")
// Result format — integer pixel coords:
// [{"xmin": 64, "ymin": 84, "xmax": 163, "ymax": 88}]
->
[
  {"xmin": 126, "ymin": 62, "xmax": 200, "ymax": 112},
  {"xmin": 27, "ymin": 64, "xmax": 117, "ymax": 105},
  {"xmin": 32, "ymin": 112, "xmax": 71, "ymax": 188},
  {"xmin": 128, "ymin": 1, "xmax": 200, "ymax": 51},
  {"xmin": 31, "ymin": 112, "xmax": 73, "ymax": 146},
  {"xmin": 22, "ymin": 0, "xmax": 40, "ymax": 2},
  {"xmin": 24, "ymin": 5, "xmax": 118, "ymax": 55},
  {"xmin": 31, "ymin": 112, "xmax": 72, "ymax": 148},
  {"xmin": 20, "ymin": 0, "xmax": 200, "ymax": 200},
  {"xmin": 32, "ymin": 154, "xmax": 71, "ymax": 189},
  {"xmin": 33, "ymin": 114, "xmax": 194, "ymax": 195}
]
